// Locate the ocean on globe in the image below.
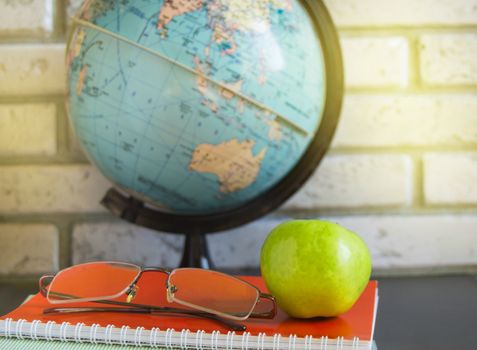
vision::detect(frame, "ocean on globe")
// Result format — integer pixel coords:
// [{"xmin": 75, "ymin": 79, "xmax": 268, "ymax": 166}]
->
[{"xmin": 66, "ymin": 0, "xmax": 327, "ymax": 215}]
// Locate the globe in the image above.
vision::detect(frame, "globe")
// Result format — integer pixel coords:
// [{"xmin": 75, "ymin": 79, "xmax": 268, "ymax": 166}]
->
[{"xmin": 66, "ymin": 0, "xmax": 342, "ymax": 234}]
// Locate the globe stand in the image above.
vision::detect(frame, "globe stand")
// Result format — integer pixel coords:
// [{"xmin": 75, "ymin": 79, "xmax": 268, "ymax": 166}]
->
[
  {"xmin": 101, "ymin": 187, "xmax": 215, "ymax": 269},
  {"xmin": 87, "ymin": 0, "xmax": 344, "ymax": 272},
  {"xmin": 180, "ymin": 233, "xmax": 214, "ymax": 269}
]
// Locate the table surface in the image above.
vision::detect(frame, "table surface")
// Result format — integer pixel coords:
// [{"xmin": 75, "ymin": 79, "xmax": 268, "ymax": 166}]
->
[{"xmin": 1, "ymin": 274, "xmax": 477, "ymax": 350}]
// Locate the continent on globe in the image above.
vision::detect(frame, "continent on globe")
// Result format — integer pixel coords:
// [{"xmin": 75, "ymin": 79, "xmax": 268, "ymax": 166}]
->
[
  {"xmin": 221, "ymin": 80, "xmax": 244, "ymax": 99},
  {"xmin": 215, "ymin": 0, "xmax": 292, "ymax": 33},
  {"xmin": 193, "ymin": 54, "xmax": 245, "ymax": 114},
  {"xmin": 80, "ymin": 0, "xmax": 117, "ymax": 21},
  {"xmin": 265, "ymin": 118, "xmax": 283, "ymax": 141},
  {"xmin": 66, "ymin": 28, "xmax": 85, "ymax": 68},
  {"xmin": 156, "ymin": 0, "xmax": 292, "ymax": 56},
  {"xmin": 189, "ymin": 139, "xmax": 267, "ymax": 194},
  {"xmin": 157, "ymin": 0, "xmax": 203, "ymax": 32},
  {"xmin": 193, "ymin": 56, "xmax": 220, "ymax": 113},
  {"xmin": 76, "ymin": 65, "xmax": 88, "ymax": 96}
]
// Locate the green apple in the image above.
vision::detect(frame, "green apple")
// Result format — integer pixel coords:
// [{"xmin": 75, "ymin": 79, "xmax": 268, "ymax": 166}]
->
[{"xmin": 260, "ymin": 220, "xmax": 371, "ymax": 318}]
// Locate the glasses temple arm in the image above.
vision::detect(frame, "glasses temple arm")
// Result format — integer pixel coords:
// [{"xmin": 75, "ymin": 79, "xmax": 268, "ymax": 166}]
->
[
  {"xmin": 39, "ymin": 275, "xmax": 55, "ymax": 297},
  {"xmin": 39, "ymin": 289, "xmax": 247, "ymax": 330},
  {"xmin": 43, "ymin": 305, "xmax": 246, "ymax": 331}
]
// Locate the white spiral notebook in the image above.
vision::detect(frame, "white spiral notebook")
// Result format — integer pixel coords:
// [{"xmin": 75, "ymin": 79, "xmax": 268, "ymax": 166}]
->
[{"xmin": 0, "ymin": 276, "xmax": 378, "ymax": 350}]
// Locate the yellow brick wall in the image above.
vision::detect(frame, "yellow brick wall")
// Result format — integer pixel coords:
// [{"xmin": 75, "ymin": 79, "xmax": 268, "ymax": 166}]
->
[{"xmin": 0, "ymin": 0, "xmax": 476, "ymax": 277}]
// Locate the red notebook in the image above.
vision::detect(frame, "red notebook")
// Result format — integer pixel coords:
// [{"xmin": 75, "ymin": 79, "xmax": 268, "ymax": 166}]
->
[{"xmin": 0, "ymin": 274, "xmax": 378, "ymax": 349}]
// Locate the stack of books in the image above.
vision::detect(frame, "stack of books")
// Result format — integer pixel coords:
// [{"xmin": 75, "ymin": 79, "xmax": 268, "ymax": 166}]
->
[{"xmin": 0, "ymin": 275, "xmax": 378, "ymax": 349}]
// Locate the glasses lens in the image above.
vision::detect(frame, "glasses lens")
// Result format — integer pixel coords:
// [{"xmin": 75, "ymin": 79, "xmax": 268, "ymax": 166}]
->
[
  {"xmin": 47, "ymin": 261, "xmax": 141, "ymax": 303},
  {"xmin": 168, "ymin": 269, "xmax": 259, "ymax": 320}
]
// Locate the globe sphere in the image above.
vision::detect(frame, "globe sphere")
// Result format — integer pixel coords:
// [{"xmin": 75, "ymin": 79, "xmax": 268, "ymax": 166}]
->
[{"xmin": 66, "ymin": 0, "xmax": 341, "ymax": 228}]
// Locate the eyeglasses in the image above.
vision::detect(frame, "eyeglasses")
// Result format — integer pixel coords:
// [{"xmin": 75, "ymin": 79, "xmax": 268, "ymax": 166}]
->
[{"xmin": 39, "ymin": 261, "xmax": 276, "ymax": 331}]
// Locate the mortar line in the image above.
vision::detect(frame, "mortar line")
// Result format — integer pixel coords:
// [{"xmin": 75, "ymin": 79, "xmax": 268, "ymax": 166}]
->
[{"xmin": 337, "ymin": 25, "xmax": 477, "ymax": 34}]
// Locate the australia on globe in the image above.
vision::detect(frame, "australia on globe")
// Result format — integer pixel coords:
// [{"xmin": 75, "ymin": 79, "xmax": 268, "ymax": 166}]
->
[{"xmin": 66, "ymin": 0, "xmax": 327, "ymax": 215}]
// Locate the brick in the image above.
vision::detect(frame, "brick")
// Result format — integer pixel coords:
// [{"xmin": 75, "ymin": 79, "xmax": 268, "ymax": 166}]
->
[
  {"xmin": 0, "ymin": 0, "xmax": 53, "ymax": 35},
  {"xmin": 72, "ymin": 222, "xmax": 184, "ymax": 267},
  {"xmin": 210, "ymin": 214, "xmax": 477, "ymax": 269},
  {"xmin": 333, "ymin": 94, "xmax": 477, "ymax": 148},
  {"xmin": 342, "ymin": 37, "xmax": 409, "ymax": 88},
  {"xmin": 424, "ymin": 153, "xmax": 477, "ymax": 205},
  {"xmin": 331, "ymin": 215, "xmax": 477, "ymax": 269},
  {"xmin": 0, "ymin": 165, "xmax": 111, "ymax": 213},
  {"xmin": 71, "ymin": 219, "xmax": 275, "ymax": 270},
  {"xmin": 420, "ymin": 33, "xmax": 477, "ymax": 86},
  {"xmin": 0, "ymin": 103, "xmax": 57, "ymax": 156},
  {"xmin": 323, "ymin": 0, "xmax": 477, "ymax": 27},
  {"xmin": 283, "ymin": 154, "xmax": 413, "ymax": 209},
  {"xmin": 209, "ymin": 220, "xmax": 278, "ymax": 268},
  {"xmin": 0, "ymin": 44, "xmax": 66, "ymax": 96},
  {"xmin": 0, "ymin": 224, "xmax": 59, "ymax": 275},
  {"xmin": 71, "ymin": 1, "xmax": 477, "ymax": 28}
]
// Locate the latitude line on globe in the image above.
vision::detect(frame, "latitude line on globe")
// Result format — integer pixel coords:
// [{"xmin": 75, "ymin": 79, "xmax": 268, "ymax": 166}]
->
[{"xmin": 72, "ymin": 16, "xmax": 309, "ymax": 137}]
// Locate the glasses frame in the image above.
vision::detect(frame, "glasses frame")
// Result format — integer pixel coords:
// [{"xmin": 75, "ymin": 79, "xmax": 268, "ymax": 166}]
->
[{"xmin": 39, "ymin": 261, "xmax": 276, "ymax": 331}]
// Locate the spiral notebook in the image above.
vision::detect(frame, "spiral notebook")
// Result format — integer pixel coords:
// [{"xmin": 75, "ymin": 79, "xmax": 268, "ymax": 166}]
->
[{"xmin": 0, "ymin": 275, "xmax": 378, "ymax": 350}]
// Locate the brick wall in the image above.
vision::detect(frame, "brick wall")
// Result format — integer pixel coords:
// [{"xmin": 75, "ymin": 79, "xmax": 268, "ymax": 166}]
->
[{"xmin": 1, "ymin": 0, "xmax": 476, "ymax": 279}]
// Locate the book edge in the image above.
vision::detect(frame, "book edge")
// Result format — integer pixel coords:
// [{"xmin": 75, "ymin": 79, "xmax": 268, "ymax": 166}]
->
[{"xmin": 0, "ymin": 319, "xmax": 373, "ymax": 349}]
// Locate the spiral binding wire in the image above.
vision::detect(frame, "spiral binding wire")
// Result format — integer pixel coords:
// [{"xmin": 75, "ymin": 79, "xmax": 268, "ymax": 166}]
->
[
  {"xmin": 74, "ymin": 322, "xmax": 85, "ymax": 343},
  {"xmin": 45, "ymin": 321, "xmax": 55, "ymax": 341},
  {"xmin": 59, "ymin": 321, "xmax": 70, "ymax": 342},
  {"xmin": 120, "ymin": 325, "xmax": 130, "ymax": 346},
  {"xmin": 273, "ymin": 333, "xmax": 281, "ymax": 350},
  {"xmin": 181, "ymin": 329, "xmax": 190, "ymax": 349},
  {"xmin": 304, "ymin": 335, "xmax": 313, "ymax": 350},
  {"xmin": 288, "ymin": 334, "xmax": 297, "ymax": 350},
  {"xmin": 242, "ymin": 331, "xmax": 251, "ymax": 350},
  {"xmin": 196, "ymin": 329, "xmax": 205, "ymax": 350},
  {"xmin": 320, "ymin": 336, "xmax": 328, "ymax": 350},
  {"xmin": 150, "ymin": 327, "xmax": 160, "ymax": 347},
  {"xmin": 334, "ymin": 337, "xmax": 339, "ymax": 350},
  {"xmin": 0, "ymin": 319, "xmax": 368, "ymax": 349},
  {"xmin": 352, "ymin": 336, "xmax": 360, "ymax": 350},
  {"xmin": 226, "ymin": 331, "xmax": 235, "ymax": 350},
  {"xmin": 14, "ymin": 319, "xmax": 26, "ymax": 340},
  {"xmin": 89, "ymin": 323, "xmax": 100, "ymax": 344},
  {"xmin": 257, "ymin": 332, "xmax": 266, "ymax": 350},
  {"xmin": 31, "ymin": 320, "xmax": 41, "ymax": 341},
  {"xmin": 165, "ymin": 328, "xmax": 174, "ymax": 349},
  {"xmin": 105, "ymin": 324, "xmax": 115, "ymax": 345},
  {"xmin": 136, "ymin": 326, "xmax": 146, "ymax": 347},
  {"xmin": 212, "ymin": 330, "xmax": 220, "ymax": 350},
  {"xmin": 4, "ymin": 318, "xmax": 12, "ymax": 338}
]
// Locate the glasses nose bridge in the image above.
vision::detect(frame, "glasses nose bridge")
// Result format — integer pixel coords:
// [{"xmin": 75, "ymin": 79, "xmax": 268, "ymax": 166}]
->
[
  {"xmin": 138, "ymin": 266, "xmax": 172, "ymax": 289},
  {"xmin": 125, "ymin": 267, "xmax": 172, "ymax": 302}
]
